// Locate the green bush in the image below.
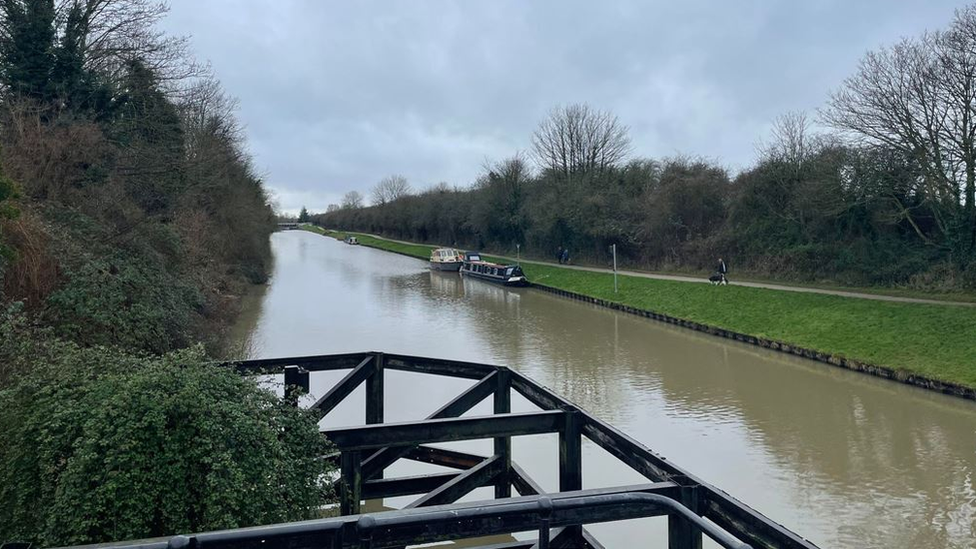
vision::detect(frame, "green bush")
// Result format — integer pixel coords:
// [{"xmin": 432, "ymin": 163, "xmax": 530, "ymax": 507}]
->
[
  {"xmin": 0, "ymin": 325, "xmax": 333, "ymax": 547},
  {"xmin": 44, "ymin": 253, "xmax": 203, "ymax": 353}
]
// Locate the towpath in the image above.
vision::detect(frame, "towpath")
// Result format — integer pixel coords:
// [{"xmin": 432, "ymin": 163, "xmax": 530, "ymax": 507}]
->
[{"xmin": 352, "ymin": 232, "xmax": 976, "ymax": 307}]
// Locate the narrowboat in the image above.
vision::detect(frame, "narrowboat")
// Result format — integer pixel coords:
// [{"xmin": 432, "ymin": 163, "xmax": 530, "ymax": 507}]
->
[
  {"xmin": 344, "ymin": 236, "xmax": 359, "ymax": 245},
  {"xmin": 460, "ymin": 251, "xmax": 528, "ymax": 286},
  {"xmin": 430, "ymin": 248, "xmax": 463, "ymax": 271}
]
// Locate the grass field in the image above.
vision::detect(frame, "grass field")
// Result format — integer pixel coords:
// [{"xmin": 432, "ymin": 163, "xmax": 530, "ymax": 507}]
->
[{"xmin": 301, "ymin": 226, "xmax": 976, "ymax": 389}]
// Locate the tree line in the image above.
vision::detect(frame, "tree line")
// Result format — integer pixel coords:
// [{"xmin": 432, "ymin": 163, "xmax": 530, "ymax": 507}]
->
[
  {"xmin": 318, "ymin": 8, "xmax": 976, "ymax": 290},
  {"xmin": 0, "ymin": 0, "xmax": 277, "ymax": 352},
  {"xmin": 0, "ymin": 1, "xmax": 329, "ymax": 545}
]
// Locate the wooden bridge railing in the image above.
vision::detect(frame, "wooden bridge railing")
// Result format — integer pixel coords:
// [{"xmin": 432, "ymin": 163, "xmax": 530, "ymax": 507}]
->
[
  {"xmin": 224, "ymin": 351, "xmax": 819, "ymax": 549},
  {"xmin": 49, "ymin": 352, "xmax": 819, "ymax": 549}
]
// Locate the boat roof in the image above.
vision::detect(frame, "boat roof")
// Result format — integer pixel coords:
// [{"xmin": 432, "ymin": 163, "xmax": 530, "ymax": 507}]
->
[{"xmin": 467, "ymin": 260, "xmax": 519, "ymax": 268}]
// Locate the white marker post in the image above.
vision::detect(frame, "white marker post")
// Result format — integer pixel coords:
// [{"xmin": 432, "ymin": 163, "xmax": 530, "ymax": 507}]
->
[
  {"xmin": 516, "ymin": 243, "xmax": 521, "ymax": 265},
  {"xmin": 612, "ymin": 244, "xmax": 618, "ymax": 293}
]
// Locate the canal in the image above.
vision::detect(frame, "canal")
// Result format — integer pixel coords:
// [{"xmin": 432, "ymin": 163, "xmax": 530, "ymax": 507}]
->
[{"xmin": 234, "ymin": 230, "xmax": 976, "ymax": 548}]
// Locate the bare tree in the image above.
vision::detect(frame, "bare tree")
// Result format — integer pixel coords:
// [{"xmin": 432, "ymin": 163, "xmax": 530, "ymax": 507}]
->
[
  {"xmin": 341, "ymin": 190, "xmax": 363, "ymax": 209},
  {"xmin": 822, "ymin": 7, "xmax": 976, "ymax": 248},
  {"xmin": 325, "ymin": 203, "xmax": 340, "ymax": 213},
  {"xmin": 760, "ymin": 111, "xmax": 818, "ymax": 166},
  {"xmin": 531, "ymin": 104, "xmax": 632, "ymax": 179},
  {"xmin": 371, "ymin": 174, "xmax": 411, "ymax": 206},
  {"xmin": 53, "ymin": 0, "xmax": 202, "ymax": 85}
]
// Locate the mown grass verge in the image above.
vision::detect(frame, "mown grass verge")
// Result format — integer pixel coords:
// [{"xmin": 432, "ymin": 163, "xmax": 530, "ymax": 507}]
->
[{"xmin": 303, "ymin": 227, "xmax": 976, "ymax": 391}]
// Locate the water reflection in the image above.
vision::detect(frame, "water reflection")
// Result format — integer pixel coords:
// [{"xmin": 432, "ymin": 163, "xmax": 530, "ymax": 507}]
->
[{"xmin": 234, "ymin": 232, "xmax": 976, "ymax": 549}]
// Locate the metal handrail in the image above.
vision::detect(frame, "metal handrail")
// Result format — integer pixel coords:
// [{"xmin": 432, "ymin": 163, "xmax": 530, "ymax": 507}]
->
[
  {"xmin": 85, "ymin": 491, "xmax": 750, "ymax": 549},
  {"xmin": 353, "ymin": 492, "xmax": 752, "ymax": 549}
]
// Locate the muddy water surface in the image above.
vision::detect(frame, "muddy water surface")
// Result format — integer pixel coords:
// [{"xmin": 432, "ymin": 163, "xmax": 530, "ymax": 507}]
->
[{"xmin": 234, "ymin": 231, "xmax": 976, "ymax": 549}]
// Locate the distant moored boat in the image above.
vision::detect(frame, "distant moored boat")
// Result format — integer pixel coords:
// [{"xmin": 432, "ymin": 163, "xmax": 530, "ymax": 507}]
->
[
  {"xmin": 430, "ymin": 248, "xmax": 463, "ymax": 271},
  {"xmin": 460, "ymin": 251, "xmax": 527, "ymax": 286}
]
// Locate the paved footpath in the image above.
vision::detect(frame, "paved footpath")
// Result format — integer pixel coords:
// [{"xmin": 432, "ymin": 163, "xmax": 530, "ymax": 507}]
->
[{"xmin": 354, "ymin": 232, "xmax": 976, "ymax": 307}]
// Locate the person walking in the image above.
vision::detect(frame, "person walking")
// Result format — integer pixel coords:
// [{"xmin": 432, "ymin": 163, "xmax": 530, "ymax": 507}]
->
[
  {"xmin": 716, "ymin": 257, "xmax": 728, "ymax": 284},
  {"xmin": 561, "ymin": 248, "xmax": 570, "ymax": 265},
  {"xmin": 557, "ymin": 246, "xmax": 564, "ymax": 264}
]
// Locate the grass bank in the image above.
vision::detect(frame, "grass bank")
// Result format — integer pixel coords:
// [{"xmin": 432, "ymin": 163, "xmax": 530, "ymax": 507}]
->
[{"xmin": 304, "ymin": 227, "xmax": 976, "ymax": 392}]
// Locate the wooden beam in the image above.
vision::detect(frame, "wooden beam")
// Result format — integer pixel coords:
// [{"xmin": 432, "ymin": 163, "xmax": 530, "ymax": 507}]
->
[
  {"xmin": 402, "ymin": 445, "xmax": 487, "ymax": 469},
  {"xmin": 339, "ymin": 450, "xmax": 362, "ymax": 516},
  {"xmin": 494, "ymin": 368, "xmax": 512, "ymax": 499},
  {"xmin": 365, "ymin": 353, "xmax": 384, "ymax": 426},
  {"xmin": 333, "ymin": 446, "xmax": 490, "ymax": 501},
  {"xmin": 580, "ymin": 416, "xmax": 676, "ymax": 482},
  {"xmin": 383, "ymin": 354, "xmax": 497, "ymax": 380},
  {"xmin": 668, "ymin": 485, "xmax": 702, "ymax": 549},
  {"xmin": 510, "ymin": 462, "xmax": 545, "ymax": 496},
  {"xmin": 323, "ymin": 410, "xmax": 567, "ymax": 452},
  {"xmin": 362, "ymin": 371, "xmax": 498, "ymax": 479},
  {"xmin": 559, "ymin": 410, "xmax": 583, "ymax": 541},
  {"xmin": 510, "ymin": 371, "xmax": 572, "ymax": 411},
  {"xmin": 701, "ymin": 490, "xmax": 820, "ymax": 549},
  {"xmin": 229, "ymin": 352, "xmax": 371, "ymax": 374},
  {"xmin": 362, "ymin": 471, "xmax": 494, "ymax": 499},
  {"xmin": 510, "ymin": 463, "xmax": 606, "ymax": 549},
  {"xmin": 311, "ymin": 356, "xmax": 374, "ymax": 418},
  {"xmin": 405, "ymin": 454, "xmax": 505, "ymax": 509},
  {"xmin": 283, "ymin": 365, "xmax": 309, "ymax": 406},
  {"xmin": 559, "ymin": 410, "xmax": 582, "ymax": 492}
]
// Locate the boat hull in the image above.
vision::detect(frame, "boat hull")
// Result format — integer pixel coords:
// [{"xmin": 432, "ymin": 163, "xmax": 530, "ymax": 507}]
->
[
  {"xmin": 462, "ymin": 269, "xmax": 528, "ymax": 286},
  {"xmin": 430, "ymin": 261, "xmax": 463, "ymax": 272}
]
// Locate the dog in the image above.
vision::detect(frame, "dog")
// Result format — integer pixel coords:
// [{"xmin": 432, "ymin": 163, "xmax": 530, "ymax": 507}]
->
[{"xmin": 709, "ymin": 273, "xmax": 728, "ymax": 286}]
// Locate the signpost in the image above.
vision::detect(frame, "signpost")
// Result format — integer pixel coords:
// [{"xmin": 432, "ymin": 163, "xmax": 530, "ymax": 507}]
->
[{"xmin": 612, "ymin": 244, "xmax": 618, "ymax": 293}]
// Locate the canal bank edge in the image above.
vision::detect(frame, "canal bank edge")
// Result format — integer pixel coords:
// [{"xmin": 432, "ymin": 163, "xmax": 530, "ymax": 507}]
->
[
  {"xmin": 304, "ymin": 226, "xmax": 976, "ymax": 402},
  {"xmin": 529, "ymin": 283, "xmax": 976, "ymax": 401}
]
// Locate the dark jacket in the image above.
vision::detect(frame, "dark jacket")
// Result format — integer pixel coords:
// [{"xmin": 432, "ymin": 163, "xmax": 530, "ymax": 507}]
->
[{"xmin": 717, "ymin": 260, "xmax": 728, "ymax": 274}]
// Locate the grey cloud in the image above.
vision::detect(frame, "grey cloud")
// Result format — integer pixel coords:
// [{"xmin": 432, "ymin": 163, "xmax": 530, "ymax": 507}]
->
[{"xmin": 162, "ymin": 0, "xmax": 966, "ymax": 213}]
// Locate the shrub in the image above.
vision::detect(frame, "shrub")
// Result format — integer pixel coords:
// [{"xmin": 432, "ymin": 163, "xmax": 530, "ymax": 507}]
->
[
  {"xmin": 0, "ymin": 326, "xmax": 333, "ymax": 547},
  {"xmin": 44, "ymin": 253, "xmax": 203, "ymax": 353}
]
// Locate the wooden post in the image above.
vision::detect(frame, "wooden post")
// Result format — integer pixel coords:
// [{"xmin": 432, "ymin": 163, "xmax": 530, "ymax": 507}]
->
[
  {"xmin": 366, "ymin": 353, "xmax": 385, "ymax": 483},
  {"xmin": 668, "ymin": 484, "xmax": 703, "ymax": 549},
  {"xmin": 340, "ymin": 450, "xmax": 363, "ymax": 516},
  {"xmin": 493, "ymin": 368, "xmax": 512, "ymax": 499},
  {"xmin": 366, "ymin": 353, "xmax": 384, "ymax": 425},
  {"xmin": 283, "ymin": 365, "xmax": 309, "ymax": 406},
  {"xmin": 559, "ymin": 409, "xmax": 583, "ymax": 541}
]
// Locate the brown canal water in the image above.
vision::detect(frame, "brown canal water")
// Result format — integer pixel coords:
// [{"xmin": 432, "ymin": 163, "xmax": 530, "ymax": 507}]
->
[{"xmin": 234, "ymin": 231, "xmax": 976, "ymax": 549}]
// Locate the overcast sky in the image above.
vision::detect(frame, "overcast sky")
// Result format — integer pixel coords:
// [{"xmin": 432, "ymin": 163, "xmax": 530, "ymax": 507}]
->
[{"xmin": 162, "ymin": 0, "xmax": 966, "ymax": 214}]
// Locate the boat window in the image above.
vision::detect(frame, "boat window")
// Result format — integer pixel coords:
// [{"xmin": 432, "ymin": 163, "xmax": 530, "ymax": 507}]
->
[{"xmin": 506, "ymin": 267, "xmax": 513, "ymax": 276}]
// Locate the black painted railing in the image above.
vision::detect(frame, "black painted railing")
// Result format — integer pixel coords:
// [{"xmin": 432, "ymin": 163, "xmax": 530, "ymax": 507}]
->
[{"xmin": 41, "ymin": 352, "xmax": 819, "ymax": 549}]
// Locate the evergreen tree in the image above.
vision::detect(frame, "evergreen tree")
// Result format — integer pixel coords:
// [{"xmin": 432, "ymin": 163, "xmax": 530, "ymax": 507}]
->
[
  {"xmin": 0, "ymin": 0, "xmax": 57, "ymax": 100},
  {"xmin": 111, "ymin": 59, "xmax": 185, "ymax": 215},
  {"xmin": 49, "ymin": 2, "xmax": 111, "ymax": 115},
  {"xmin": 298, "ymin": 205, "xmax": 309, "ymax": 222}
]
